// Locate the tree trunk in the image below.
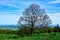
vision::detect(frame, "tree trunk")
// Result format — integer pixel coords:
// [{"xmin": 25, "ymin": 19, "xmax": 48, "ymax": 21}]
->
[
  {"xmin": 31, "ymin": 23, "xmax": 34, "ymax": 35},
  {"xmin": 30, "ymin": 26, "xmax": 33, "ymax": 35}
]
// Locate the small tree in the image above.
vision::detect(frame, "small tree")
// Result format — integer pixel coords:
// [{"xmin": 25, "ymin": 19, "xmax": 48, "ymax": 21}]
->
[
  {"xmin": 54, "ymin": 24, "xmax": 59, "ymax": 36},
  {"xmin": 17, "ymin": 26, "xmax": 31, "ymax": 36},
  {"xmin": 18, "ymin": 4, "xmax": 52, "ymax": 35}
]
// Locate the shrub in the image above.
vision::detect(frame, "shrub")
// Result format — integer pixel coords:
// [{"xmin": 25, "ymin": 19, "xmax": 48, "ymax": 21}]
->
[
  {"xmin": 48, "ymin": 28, "xmax": 53, "ymax": 33},
  {"xmin": 17, "ymin": 26, "xmax": 31, "ymax": 36}
]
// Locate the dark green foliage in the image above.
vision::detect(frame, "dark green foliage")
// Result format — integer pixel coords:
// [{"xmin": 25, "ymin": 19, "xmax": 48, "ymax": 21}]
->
[
  {"xmin": 48, "ymin": 29, "xmax": 52, "ymax": 33},
  {"xmin": 0, "ymin": 29, "xmax": 16, "ymax": 34},
  {"xmin": 17, "ymin": 27, "xmax": 31, "ymax": 36},
  {"xmin": 17, "ymin": 26, "xmax": 53, "ymax": 36},
  {"xmin": 58, "ymin": 28, "xmax": 60, "ymax": 32},
  {"xmin": 0, "ymin": 24, "xmax": 60, "ymax": 37},
  {"xmin": 54, "ymin": 27, "xmax": 59, "ymax": 33},
  {"xmin": 34, "ymin": 29, "xmax": 40, "ymax": 34},
  {"xmin": 53, "ymin": 24, "xmax": 60, "ymax": 33},
  {"xmin": 39, "ymin": 26, "xmax": 50, "ymax": 33}
]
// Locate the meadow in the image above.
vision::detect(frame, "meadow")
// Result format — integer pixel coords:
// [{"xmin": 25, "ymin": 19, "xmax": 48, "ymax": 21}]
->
[{"xmin": 0, "ymin": 32, "xmax": 60, "ymax": 40}]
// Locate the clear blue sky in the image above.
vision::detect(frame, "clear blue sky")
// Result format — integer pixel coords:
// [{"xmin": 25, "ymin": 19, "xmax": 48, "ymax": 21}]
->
[{"xmin": 0, "ymin": 0, "xmax": 60, "ymax": 25}]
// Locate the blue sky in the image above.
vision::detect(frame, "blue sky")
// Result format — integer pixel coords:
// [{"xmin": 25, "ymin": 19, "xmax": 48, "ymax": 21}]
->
[{"xmin": 0, "ymin": 0, "xmax": 60, "ymax": 25}]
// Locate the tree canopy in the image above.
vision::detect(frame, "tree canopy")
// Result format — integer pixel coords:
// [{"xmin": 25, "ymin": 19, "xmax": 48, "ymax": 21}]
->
[{"xmin": 18, "ymin": 4, "xmax": 51, "ymax": 27}]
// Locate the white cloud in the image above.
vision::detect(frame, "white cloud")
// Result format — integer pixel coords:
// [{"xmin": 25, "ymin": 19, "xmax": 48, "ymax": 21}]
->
[
  {"xmin": 0, "ymin": 9, "xmax": 23, "ymax": 15},
  {"xmin": 47, "ymin": 13, "xmax": 60, "ymax": 25},
  {"xmin": 0, "ymin": 0, "xmax": 20, "ymax": 8},
  {"xmin": 0, "ymin": 14, "xmax": 20, "ymax": 25},
  {"xmin": 0, "ymin": 0, "xmax": 44, "ymax": 10},
  {"xmin": 48, "ymin": 0, "xmax": 60, "ymax": 4},
  {"xmin": 0, "ymin": 12, "xmax": 60, "ymax": 25}
]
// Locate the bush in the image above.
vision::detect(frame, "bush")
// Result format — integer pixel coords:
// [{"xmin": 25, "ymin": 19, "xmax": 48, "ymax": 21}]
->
[
  {"xmin": 54, "ymin": 28, "xmax": 58, "ymax": 33},
  {"xmin": 0, "ymin": 29, "xmax": 16, "ymax": 34},
  {"xmin": 17, "ymin": 27, "xmax": 31, "ymax": 36},
  {"xmin": 39, "ymin": 26, "xmax": 50, "ymax": 33},
  {"xmin": 53, "ymin": 27, "xmax": 59, "ymax": 33},
  {"xmin": 48, "ymin": 28, "xmax": 53, "ymax": 33},
  {"xmin": 34, "ymin": 29, "xmax": 40, "ymax": 34}
]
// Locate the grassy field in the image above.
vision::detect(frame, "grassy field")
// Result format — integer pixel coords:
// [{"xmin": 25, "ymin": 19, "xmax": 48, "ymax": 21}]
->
[{"xmin": 0, "ymin": 32, "xmax": 60, "ymax": 40}]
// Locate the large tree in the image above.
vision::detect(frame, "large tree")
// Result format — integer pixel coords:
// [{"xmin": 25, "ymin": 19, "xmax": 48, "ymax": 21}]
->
[{"xmin": 18, "ymin": 4, "xmax": 52, "ymax": 35}]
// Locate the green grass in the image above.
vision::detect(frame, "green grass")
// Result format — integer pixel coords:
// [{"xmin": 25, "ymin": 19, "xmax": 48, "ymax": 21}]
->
[{"xmin": 0, "ymin": 32, "xmax": 60, "ymax": 40}]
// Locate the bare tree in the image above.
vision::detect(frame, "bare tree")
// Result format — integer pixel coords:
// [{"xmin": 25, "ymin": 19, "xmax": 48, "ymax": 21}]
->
[{"xmin": 18, "ymin": 4, "xmax": 52, "ymax": 35}]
